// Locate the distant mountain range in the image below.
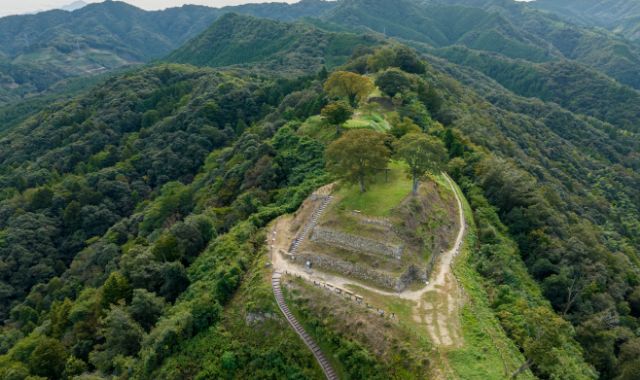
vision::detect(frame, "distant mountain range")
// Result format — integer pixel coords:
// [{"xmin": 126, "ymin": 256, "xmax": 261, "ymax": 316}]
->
[
  {"xmin": 532, "ymin": 0, "xmax": 640, "ymax": 41},
  {"xmin": 61, "ymin": 1, "xmax": 89, "ymax": 12},
  {"xmin": 2, "ymin": 0, "xmax": 640, "ymax": 113}
]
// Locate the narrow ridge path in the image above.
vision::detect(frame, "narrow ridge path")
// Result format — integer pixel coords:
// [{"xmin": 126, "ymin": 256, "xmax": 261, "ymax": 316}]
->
[{"xmin": 272, "ymin": 272, "xmax": 339, "ymax": 380}]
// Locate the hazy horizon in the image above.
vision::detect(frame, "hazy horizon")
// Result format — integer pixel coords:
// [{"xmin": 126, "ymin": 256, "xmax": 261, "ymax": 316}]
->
[
  {"xmin": 0, "ymin": 0, "xmax": 300, "ymax": 17},
  {"xmin": 0, "ymin": 0, "xmax": 536, "ymax": 18}
]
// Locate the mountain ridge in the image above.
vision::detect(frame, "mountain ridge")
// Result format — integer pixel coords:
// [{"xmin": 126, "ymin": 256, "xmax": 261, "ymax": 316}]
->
[
  {"xmin": 167, "ymin": 12, "xmax": 381, "ymax": 74},
  {"xmin": 0, "ymin": 2, "xmax": 639, "ymax": 379}
]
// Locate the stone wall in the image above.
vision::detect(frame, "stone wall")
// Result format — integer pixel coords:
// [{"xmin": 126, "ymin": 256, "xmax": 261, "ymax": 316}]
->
[
  {"xmin": 349, "ymin": 212, "xmax": 394, "ymax": 229},
  {"xmin": 295, "ymin": 252, "xmax": 424, "ymax": 292},
  {"xmin": 310, "ymin": 227, "xmax": 404, "ymax": 260},
  {"xmin": 295, "ymin": 252, "xmax": 399, "ymax": 290}
]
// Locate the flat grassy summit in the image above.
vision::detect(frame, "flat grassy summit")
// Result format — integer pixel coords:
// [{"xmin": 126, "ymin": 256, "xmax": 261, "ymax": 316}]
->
[{"xmin": 296, "ymin": 164, "xmax": 459, "ymax": 291}]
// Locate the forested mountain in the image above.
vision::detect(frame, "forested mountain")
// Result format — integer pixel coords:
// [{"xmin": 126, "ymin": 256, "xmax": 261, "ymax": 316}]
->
[
  {"xmin": 319, "ymin": 0, "xmax": 640, "ymax": 90},
  {"xmin": 0, "ymin": 1, "xmax": 639, "ymax": 379},
  {"xmin": 532, "ymin": 0, "xmax": 640, "ymax": 41},
  {"xmin": 0, "ymin": 0, "xmax": 335, "ymax": 105},
  {"xmin": 433, "ymin": 46, "xmax": 640, "ymax": 132},
  {"xmin": 167, "ymin": 13, "xmax": 379, "ymax": 74},
  {"xmin": 4, "ymin": 0, "xmax": 640, "ymax": 127},
  {"xmin": 0, "ymin": 1, "xmax": 216, "ymax": 105}
]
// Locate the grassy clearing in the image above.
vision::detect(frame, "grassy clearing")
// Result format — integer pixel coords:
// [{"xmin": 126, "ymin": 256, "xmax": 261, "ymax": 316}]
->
[
  {"xmin": 344, "ymin": 111, "xmax": 390, "ymax": 132},
  {"xmin": 283, "ymin": 278, "xmax": 351, "ymax": 379},
  {"xmin": 347, "ymin": 284, "xmax": 418, "ymax": 328},
  {"xmin": 335, "ymin": 161, "xmax": 412, "ymax": 217}
]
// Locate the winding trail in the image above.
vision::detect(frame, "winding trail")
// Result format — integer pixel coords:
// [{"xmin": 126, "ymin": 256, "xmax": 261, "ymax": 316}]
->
[
  {"xmin": 272, "ymin": 272, "xmax": 339, "ymax": 380},
  {"xmin": 271, "ymin": 173, "xmax": 467, "ymax": 372}
]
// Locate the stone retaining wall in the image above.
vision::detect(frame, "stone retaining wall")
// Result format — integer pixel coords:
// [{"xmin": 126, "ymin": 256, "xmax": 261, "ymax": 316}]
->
[
  {"xmin": 350, "ymin": 212, "xmax": 394, "ymax": 229},
  {"xmin": 296, "ymin": 252, "xmax": 398, "ymax": 289},
  {"xmin": 295, "ymin": 252, "xmax": 425, "ymax": 292},
  {"xmin": 311, "ymin": 226, "xmax": 404, "ymax": 260}
]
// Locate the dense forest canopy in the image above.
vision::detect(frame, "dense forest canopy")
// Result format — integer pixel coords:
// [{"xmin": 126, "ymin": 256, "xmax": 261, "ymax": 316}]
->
[{"xmin": 0, "ymin": 1, "xmax": 638, "ymax": 379}]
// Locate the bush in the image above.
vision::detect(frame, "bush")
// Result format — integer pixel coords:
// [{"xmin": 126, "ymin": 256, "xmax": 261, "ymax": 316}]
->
[{"xmin": 376, "ymin": 68, "xmax": 413, "ymax": 97}]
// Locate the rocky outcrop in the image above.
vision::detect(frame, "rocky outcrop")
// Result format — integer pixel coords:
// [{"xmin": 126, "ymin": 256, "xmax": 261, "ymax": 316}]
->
[{"xmin": 310, "ymin": 226, "xmax": 404, "ymax": 260}]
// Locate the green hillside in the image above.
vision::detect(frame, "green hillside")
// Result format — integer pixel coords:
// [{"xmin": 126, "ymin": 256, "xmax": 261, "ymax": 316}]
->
[
  {"xmin": 167, "ymin": 13, "xmax": 380, "ymax": 74},
  {"xmin": 434, "ymin": 45, "xmax": 640, "ymax": 132},
  {"xmin": 0, "ymin": 3, "xmax": 639, "ymax": 380},
  {"xmin": 0, "ymin": 0, "xmax": 339, "ymax": 106},
  {"xmin": 322, "ymin": 0, "xmax": 555, "ymax": 62}
]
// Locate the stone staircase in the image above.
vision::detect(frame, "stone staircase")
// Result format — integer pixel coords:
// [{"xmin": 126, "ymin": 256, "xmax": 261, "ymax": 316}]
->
[
  {"xmin": 272, "ymin": 272, "xmax": 339, "ymax": 380},
  {"xmin": 289, "ymin": 195, "xmax": 332, "ymax": 255}
]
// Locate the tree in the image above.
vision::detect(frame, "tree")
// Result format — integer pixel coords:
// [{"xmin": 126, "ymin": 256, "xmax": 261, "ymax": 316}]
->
[
  {"xmin": 366, "ymin": 48, "xmax": 396, "ymax": 72},
  {"xmin": 326, "ymin": 129, "xmax": 390, "ymax": 192},
  {"xmin": 502, "ymin": 303, "xmax": 597, "ymax": 380},
  {"xmin": 617, "ymin": 338, "xmax": 640, "ymax": 380},
  {"xmin": 389, "ymin": 113, "xmax": 421, "ymax": 138},
  {"xmin": 90, "ymin": 306, "xmax": 144, "ymax": 373},
  {"xmin": 366, "ymin": 46, "xmax": 426, "ymax": 74},
  {"xmin": 321, "ymin": 101, "xmax": 353, "ymax": 135},
  {"xmin": 101, "ymin": 272, "xmax": 131, "ymax": 308},
  {"xmin": 128, "ymin": 288, "xmax": 166, "ymax": 331},
  {"xmin": 50, "ymin": 298, "xmax": 73, "ymax": 338},
  {"xmin": 375, "ymin": 68, "xmax": 413, "ymax": 97},
  {"xmin": 395, "ymin": 133, "xmax": 447, "ymax": 195},
  {"xmin": 29, "ymin": 337, "xmax": 67, "ymax": 379},
  {"xmin": 152, "ymin": 233, "xmax": 182, "ymax": 262},
  {"xmin": 63, "ymin": 356, "xmax": 88, "ymax": 379},
  {"xmin": 394, "ymin": 46, "xmax": 426, "ymax": 74},
  {"xmin": 324, "ymin": 71, "xmax": 374, "ymax": 107},
  {"xmin": 28, "ymin": 187, "xmax": 54, "ymax": 210},
  {"xmin": 629, "ymin": 286, "xmax": 640, "ymax": 317}
]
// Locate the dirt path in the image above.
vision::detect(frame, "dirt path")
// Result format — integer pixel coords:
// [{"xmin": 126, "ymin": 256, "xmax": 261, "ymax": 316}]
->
[{"xmin": 270, "ymin": 174, "xmax": 466, "ymax": 348}]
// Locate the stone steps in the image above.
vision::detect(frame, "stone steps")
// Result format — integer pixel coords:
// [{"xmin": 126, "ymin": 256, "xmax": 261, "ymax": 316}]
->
[
  {"xmin": 289, "ymin": 195, "xmax": 332, "ymax": 254},
  {"xmin": 272, "ymin": 272, "xmax": 339, "ymax": 380}
]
